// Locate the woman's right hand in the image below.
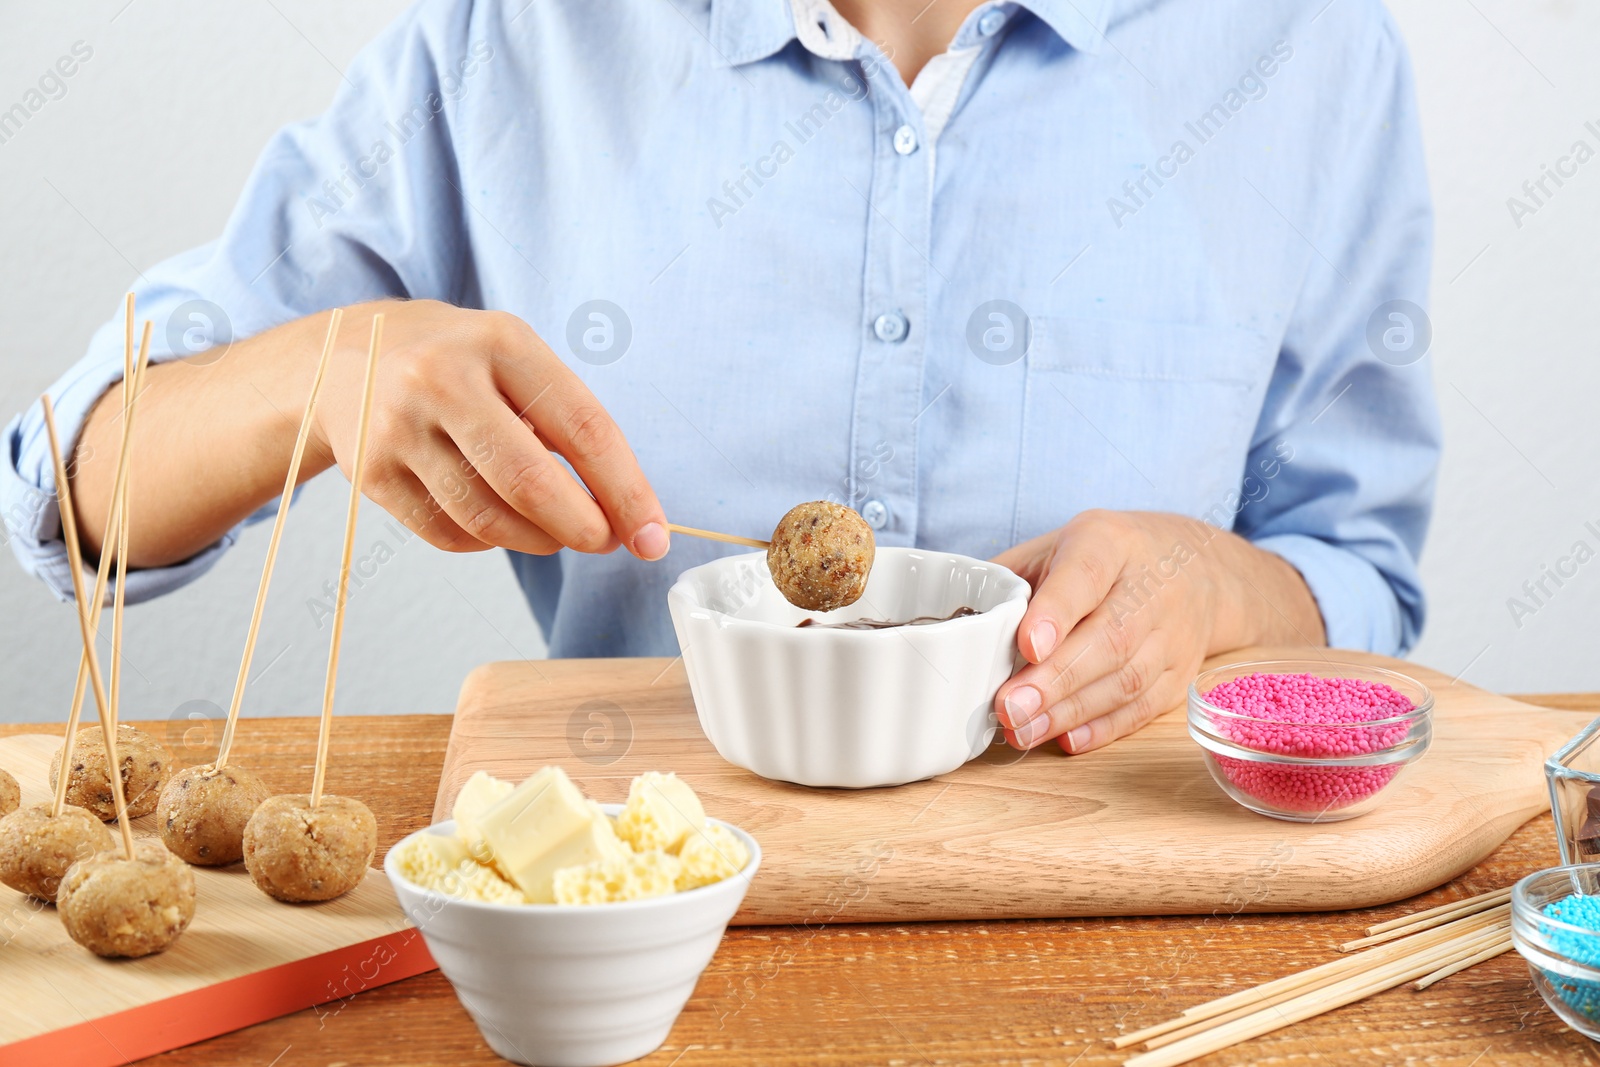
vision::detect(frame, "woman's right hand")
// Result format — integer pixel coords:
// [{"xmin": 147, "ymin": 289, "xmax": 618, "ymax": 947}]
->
[
  {"xmin": 311, "ymin": 300, "xmax": 669, "ymax": 560},
  {"xmin": 70, "ymin": 299, "xmax": 668, "ymax": 568}
]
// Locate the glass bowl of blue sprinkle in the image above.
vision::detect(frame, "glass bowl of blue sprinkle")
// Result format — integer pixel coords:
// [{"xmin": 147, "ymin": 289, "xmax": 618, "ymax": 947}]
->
[{"xmin": 1513, "ymin": 864, "xmax": 1600, "ymax": 1039}]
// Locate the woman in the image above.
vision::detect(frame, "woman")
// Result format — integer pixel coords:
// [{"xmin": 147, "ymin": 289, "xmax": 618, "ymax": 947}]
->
[{"xmin": 2, "ymin": 0, "xmax": 1438, "ymax": 755}]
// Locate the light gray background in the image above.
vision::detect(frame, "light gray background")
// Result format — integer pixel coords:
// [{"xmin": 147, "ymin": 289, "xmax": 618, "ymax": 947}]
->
[{"xmin": 0, "ymin": 1, "xmax": 1594, "ymax": 730}]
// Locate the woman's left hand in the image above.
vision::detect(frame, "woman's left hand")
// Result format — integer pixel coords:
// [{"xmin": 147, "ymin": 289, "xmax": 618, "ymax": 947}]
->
[{"xmin": 991, "ymin": 510, "xmax": 1326, "ymax": 755}]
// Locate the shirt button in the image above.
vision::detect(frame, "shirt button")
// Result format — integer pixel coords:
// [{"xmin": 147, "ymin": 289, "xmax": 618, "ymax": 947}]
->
[
  {"xmin": 977, "ymin": 8, "xmax": 1007, "ymax": 36},
  {"xmin": 860, "ymin": 499, "xmax": 889, "ymax": 529},
  {"xmin": 873, "ymin": 311, "xmax": 909, "ymax": 343},
  {"xmin": 893, "ymin": 125, "xmax": 918, "ymax": 156}
]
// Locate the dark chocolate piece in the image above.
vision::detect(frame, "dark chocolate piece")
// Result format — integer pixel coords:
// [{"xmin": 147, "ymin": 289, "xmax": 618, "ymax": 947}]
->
[
  {"xmin": 796, "ymin": 606, "xmax": 980, "ymax": 630},
  {"xmin": 1579, "ymin": 815, "xmax": 1600, "ymax": 857},
  {"xmin": 1586, "ymin": 785, "xmax": 1600, "ymax": 819}
]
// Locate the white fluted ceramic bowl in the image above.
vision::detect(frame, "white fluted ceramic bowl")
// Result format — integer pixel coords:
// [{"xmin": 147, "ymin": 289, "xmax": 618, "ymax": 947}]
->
[
  {"xmin": 385, "ymin": 811, "xmax": 759, "ymax": 1067},
  {"xmin": 667, "ymin": 546, "xmax": 1029, "ymax": 788}
]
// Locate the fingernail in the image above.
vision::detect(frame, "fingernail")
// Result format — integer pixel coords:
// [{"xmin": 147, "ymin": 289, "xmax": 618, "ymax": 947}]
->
[
  {"xmin": 1014, "ymin": 713, "xmax": 1048, "ymax": 748},
  {"xmin": 634, "ymin": 522, "xmax": 669, "ymax": 561},
  {"xmin": 1065, "ymin": 724, "xmax": 1092, "ymax": 754},
  {"xmin": 1030, "ymin": 620, "xmax": 1058, "ymax": 660},
  {"xmin": 1003, "ymin": 686, "xmax": 1042, "ymax": 726}
]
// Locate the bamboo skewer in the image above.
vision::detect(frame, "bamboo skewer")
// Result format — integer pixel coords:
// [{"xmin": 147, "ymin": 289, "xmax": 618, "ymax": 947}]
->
[
  {"xmin": 51, "ymin": 313, "xmax": 152, "ymax": 818},
  {"xmin": 1139, "ymin": 923, "xmax": 1510, "ymax": 1053},
  {"xmin": 1341, "ymin": 901, "xmax": 1509, "ymax": 952},
  {"xmin": 666, "ymin": 522, "xmax": 769, "ymax": 550},
  {"xmin": 108, "ymin": 363, "xmax": 134, "ymax": 730},
  {"xmin": 213, "ymin": 308, "xmax": 344, "ymax": 771},
  {"xmin": 1112, "ymin": 904, "xmax": 1514, "ymax": 1050},
  {"xmin": 1364, "ymin": 885, "xmax": 1512, "ymax": 937},
  {"xmin": 42, "ymin": 395, "xmax": 136, "ymax": 859},
  {"xmin": 1123, "ymin": 924, "xmax": 1513, "ymax": 1067},
  {"xmin": 1412, "ymin": 936, "xmax": 1514, "ymax": 991},
  {"xmin": 309, "ymin": 314, "xmax": 382, "ymax": 808}
]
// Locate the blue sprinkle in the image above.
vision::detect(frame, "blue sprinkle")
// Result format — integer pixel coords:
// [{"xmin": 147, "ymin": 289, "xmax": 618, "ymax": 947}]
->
[{"xmin": 1537, "ymin": 894, "xmax": 1600, "ymax": 1018}]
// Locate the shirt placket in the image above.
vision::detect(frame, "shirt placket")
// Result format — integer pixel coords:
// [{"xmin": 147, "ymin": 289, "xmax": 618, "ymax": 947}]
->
[{"xmin": 846, "ymin": 55, "xmax": 931, "ymax": 546}]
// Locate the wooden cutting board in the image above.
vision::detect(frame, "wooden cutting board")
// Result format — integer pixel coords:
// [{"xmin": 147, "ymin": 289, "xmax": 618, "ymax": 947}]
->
[
  {"xmin": 434, "ymin": 647, "xmax": 1593, "ymax": 925},
  {"xmin": 0, "ymin": 733, "xmax": 434, "ymax": 1067}
]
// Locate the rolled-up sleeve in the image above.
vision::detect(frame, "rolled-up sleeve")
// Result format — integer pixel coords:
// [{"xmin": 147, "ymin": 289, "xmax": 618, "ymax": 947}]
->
[
  {"xmin": 1, "ymin": 0, "xmax": 480, "ymax": 605},
  {"xmin": 1235, "ymin": 14, "xmax": 1440, "ymax": 655}
]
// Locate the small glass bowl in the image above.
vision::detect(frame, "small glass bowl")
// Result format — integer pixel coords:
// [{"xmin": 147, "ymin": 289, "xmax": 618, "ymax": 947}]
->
[
  {"xmin": 1512, "ymin": 864, "xmax": 1600, "ymax": 1041},
  {"xmin": 1187, "ymin": 659, "xmax": 1433, "ymax": 823},
  {"xmin": 1545, "ymin": 717, "xmax": 1600, "ymax": 866}
]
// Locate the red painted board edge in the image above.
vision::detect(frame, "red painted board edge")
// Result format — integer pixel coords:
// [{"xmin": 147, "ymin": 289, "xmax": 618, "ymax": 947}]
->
[{"xmin": 1, "ymin": 927, "xmax": 437, "ymax": 1067}]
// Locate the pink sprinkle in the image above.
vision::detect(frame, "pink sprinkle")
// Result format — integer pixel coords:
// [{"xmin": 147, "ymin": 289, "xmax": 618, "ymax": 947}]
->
[{"xmin": 1202, "ymin": 672, "xmax": 1415, "ymax": 814}]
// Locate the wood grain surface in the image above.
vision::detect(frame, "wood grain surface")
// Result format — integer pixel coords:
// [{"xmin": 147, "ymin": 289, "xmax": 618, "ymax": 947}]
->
[
  {"xmin": 1, "ymin": 692, "xmax": 1594, "ymax": 1066},
  {"xmin": 435, "ymin": 649, "xmax": 1593, "ymax": 924}
]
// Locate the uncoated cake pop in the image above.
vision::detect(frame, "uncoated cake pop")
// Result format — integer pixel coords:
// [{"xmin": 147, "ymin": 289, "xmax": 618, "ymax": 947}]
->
[
  {"xmin": 50, "ymin": 724, "xmax": 173, "ymax": 820},
  {"xmin": 157, "ymin": 763, "xmax": 272, "ymax": 866},
  {"xmin": 57, "ymin": 838, "xmax": 196, "ymax": 958},
  {"xmin": 0, "ymin": 802, "xmax": 115, "ymax": 900},
  {"xmin": 0, "ymin": 768, "xmax": 18, "ymax": 817},
  {"xmin": 243, "ymin": 794, "xmax": 377, "ymax": 902},
  {"xmin": 766, "ymin": 501, "xmax": 875, "ymax": 612}
]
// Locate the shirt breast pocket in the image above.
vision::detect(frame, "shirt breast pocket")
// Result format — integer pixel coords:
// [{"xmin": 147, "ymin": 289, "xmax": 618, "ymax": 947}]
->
[{"xmin": 1012, "ymin": 316, "xmax": 1272, "ymax": 544}]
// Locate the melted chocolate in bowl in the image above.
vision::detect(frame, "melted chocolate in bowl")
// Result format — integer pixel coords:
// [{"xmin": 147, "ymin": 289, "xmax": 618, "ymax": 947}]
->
[{"xmin": 795, "ymin": 606, "xmax": 980, "ymax": 630}]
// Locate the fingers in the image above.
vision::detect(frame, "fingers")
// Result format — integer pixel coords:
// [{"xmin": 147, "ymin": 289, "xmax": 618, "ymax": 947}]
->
[
  {"xmin": 991, "ymin": 529, "xmax": 1056, "ymax": 589},
  {"xmin": 1054, "ymin": 668, "xmax": 1189, "ymax": 755},
  {"xmin": 364, "ymin": 467, "xmax": 496, "ymax": 554},
  {"xmin": 488, "ymin": 316, "xmax": 669, "ymax": 560},
  {"xmin": 1011, "ymin": 512, "xmax": 1129, "ymax": 664},
  {"xmin": 411, "ymin": 435, "xmax": 568, "ymax": 556},
  {"xmin": 442, "ymin": 403, "xmax": 620, "ymax": 554},
  {"xmin": 1000, "ymin": 625, "xmax": 1167, "ymax": 749}
]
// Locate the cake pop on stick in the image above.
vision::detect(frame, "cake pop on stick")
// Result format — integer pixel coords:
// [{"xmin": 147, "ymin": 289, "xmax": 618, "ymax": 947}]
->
[
  {"xmin": 159, "ymin": 309, "xmax": 344, "ymax": 865},
  {"xmin": 765, "ymin": 501, "xmax": 875, "ymax": 612},
  {"xmin": 667, "ymin": 502, "xmax": 876, "ymax": 611},
  {"xmin": 244, "ymin": 314, "xmax": 382, "ymax": 903},
  {"xmin": 50, "ymin": 307, "xmax": 172, "ymax": 820},
  {"xmin": 42, "ymin": 393, "xmax": 195, "ymax": 956}
]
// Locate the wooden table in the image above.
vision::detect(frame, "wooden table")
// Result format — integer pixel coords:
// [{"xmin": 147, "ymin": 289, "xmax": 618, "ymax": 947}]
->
[{"xmin": 9, "ymin": 694, "xmax": 1598, "ymax": 1066}]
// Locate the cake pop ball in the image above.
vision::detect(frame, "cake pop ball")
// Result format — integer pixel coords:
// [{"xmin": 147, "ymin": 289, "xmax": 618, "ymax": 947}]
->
[
  {"xmin": 243, "ymin": 794, "xmax": 377, "ymax": 902},
  {"xmin": 0, "ymin": 768, "xmax": 18, "ymax": 817},
  {"xmin": 57, "ymin": 838, "xmax": 196, "ymax": 958},
  {"xmin": 0, "ymin": 802, "xmax": 115, "ymax": 900},
  {"xmin": 157, "ymin": 763, "xmax": 272, "ymax": 866},
  {"xmin": 767, "ymin": 501, "xmax": 876, "ymax": 612},
  {"xmin": 50, "ymin": 724, "xmax": 173, "ymax": 820}
]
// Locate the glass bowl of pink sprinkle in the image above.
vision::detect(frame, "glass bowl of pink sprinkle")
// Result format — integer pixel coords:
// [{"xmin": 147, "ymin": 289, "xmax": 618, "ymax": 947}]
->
[{"xmin": 1187, "ymin": 659, "xmax": 1433, "ymax": 822}]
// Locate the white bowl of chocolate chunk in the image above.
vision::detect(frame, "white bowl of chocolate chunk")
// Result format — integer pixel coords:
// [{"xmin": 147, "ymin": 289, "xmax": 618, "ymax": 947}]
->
[{"xmin": 668, "ymin": 534, "xmax": 1029, "ymax": 789}]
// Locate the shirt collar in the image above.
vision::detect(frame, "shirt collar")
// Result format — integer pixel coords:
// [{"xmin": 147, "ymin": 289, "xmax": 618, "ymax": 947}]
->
[{"xmin": 707, "ymin": 0, "xmax": 1111, "ymax": 69}]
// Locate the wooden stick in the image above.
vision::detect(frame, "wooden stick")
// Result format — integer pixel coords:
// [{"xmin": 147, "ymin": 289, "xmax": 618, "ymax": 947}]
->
[
  {"xmin": 309, "ymin": 313, "xmax": 382, "ymax": 808},
  {"xmin": 1363, "ymin": 886, "xmax": 1511, "ymax": 937},
  {"xmin": 1341, "ymin": 901, "xmax": 1509, "ymax": 951},
  {"xmin": 1412, "ymin": 935, "xmax": 1513, "ymax": 991},
  {"xmin": 1363, "ymin": 885, "xmax": 1512, "ymax": 937},
  {"xmin": 214, "ymin": 308, "xmax": 344, "ymax": 771},
  {"xmin": 108, "ymin": 393, "xmax": 133, "ymax": 730},
  {"xmin": 42, "ymin": 395, "xmax": 135, "ymax": 859},
  {"xmin": 52, "ymin": 315, "xmax": 151, "ymax": 817},
  {"xmin": 666, "ymin": 522, "xmax": 769, "ymax": 550},
  {"xmin": 1113, "ymin": 907, "xmax": 1513, "ymax": 1049},
  {"xmin": 1139, "ymin": 923, "xmax": 1509, "ymax": 1053},
  {"xmin": 109, "ymin": 294, "xmax": 138, "ymax": 728},
  {"xmin": 1123, "ymin": 926, "xmax": 1511, "ymax": 1067}
]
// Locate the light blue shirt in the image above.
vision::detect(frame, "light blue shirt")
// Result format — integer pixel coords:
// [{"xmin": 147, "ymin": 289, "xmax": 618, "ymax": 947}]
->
[{"xmin": 3, "ymin": 0, "xmax": 1439, "ymax": 658}]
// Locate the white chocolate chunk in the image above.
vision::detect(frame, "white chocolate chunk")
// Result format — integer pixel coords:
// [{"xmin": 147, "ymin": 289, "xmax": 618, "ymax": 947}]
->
[
  {"xmin": 452, "ymin": 771, "xmax": 514, "ymax": 859},
  {"xmin": 476, "ymin": 767, "xmax": 628, "ymax": 902},
  {"xmin": 616, "ymin": 772, "xmax": 706, "ymax": 854}
]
